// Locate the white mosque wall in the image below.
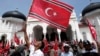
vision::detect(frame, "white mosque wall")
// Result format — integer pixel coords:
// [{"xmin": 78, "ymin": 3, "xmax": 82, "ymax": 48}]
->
[
  {"xmin": 27, "ymin": 19, "xmax": 49, "ymax": 42},
  {"xmin": 69, "ymin": 19, "xmax": 82, "ymax": 41},
  {"xmin": 0, "ymin": 19, "xmax": 12, "ymax": 41},
  {"xmin": 69, "ymin": 10, "xmax": 83, "ymax": 41},
  {"xmin": 0, "ymin": 10, "xmax": 83, "ymax": 43},
  {"xmin": 27, "ymin": 10, "xmax": 83, "ymax": 42},
  {"xmin": 79, "ymin": 27, "xmax": 94, "ymax": 42},
  {"xmin": 27, "ymin": 17, "xmax": 62, "ymax": 42},
  {"xmin": 0, "ymin": 17, "xmax": 25, "ymax": 43},
  {"xmin": 84, "ymin": 9, "xmax": 100, "ymax": 41}
]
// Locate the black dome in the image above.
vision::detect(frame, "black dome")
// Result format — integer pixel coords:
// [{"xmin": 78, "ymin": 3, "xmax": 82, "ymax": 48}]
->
[
  {"xmin": 2, "ymin": 10, "xmax": 26, "ymax": 21},
  {"xmin": 82, "ymin": 2, "xmax": 100, "ymax": 16}
]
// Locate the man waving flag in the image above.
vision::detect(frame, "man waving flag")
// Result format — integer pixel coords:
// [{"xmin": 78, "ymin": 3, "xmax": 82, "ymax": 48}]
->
[{"xmin": 29, "ymin": 0, "xmax": 73, "ymax": 30}]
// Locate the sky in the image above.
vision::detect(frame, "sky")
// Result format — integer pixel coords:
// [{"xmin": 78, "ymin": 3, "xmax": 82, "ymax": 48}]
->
[{"xmin": 0, "ymin": 0, "xmax": 100, "ymax": 19}]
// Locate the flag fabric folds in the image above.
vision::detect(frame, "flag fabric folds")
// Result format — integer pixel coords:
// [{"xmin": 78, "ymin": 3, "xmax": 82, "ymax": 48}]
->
[
  {"xmin": 43, "ymin": 37, "xmax": 49, "ymax": 53},
  {"xmin": 53, "ymin": 37, "xmax": 58, "ymax": 50},
  {"xmin": 86, "ymin": 19, "xmax": 97, "ymax": 40},
  {"xmin": 0, "ymin": 41, "xmax": 10, "ymax": 56},
  {"xmin": 13, "ymin": 33, "xmax": 20, "ymax": 45},
  {"xmin": 43, "ymin": 37, "xmax": 48, "ymax": 47},
  {"xmin": 53, "ymin": 37, "xmax": 59, "ymax": 56},
  {"xmin": 29, "ymin": 0, "xmax": 73, "ymax": 30}
]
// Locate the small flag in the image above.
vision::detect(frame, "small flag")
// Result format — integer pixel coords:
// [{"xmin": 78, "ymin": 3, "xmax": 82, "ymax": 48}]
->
[
  {"xmin": 54, "ymin": 36, "xmax": 59, "ymax": 56},
  {"xmin": 43, "ymin": 37, "xmax": 49, "ymax": 53},
  {"xmin": 13, "ymin": 33, "xmax": 20, "ymax": 45}
]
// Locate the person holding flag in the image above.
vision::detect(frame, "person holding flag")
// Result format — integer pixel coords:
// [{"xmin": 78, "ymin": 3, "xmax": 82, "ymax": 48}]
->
[
  {"xmin": 18, "ymin": 23, "xmax": 44, "ymax": 56},
  {"xmin": 16, "ymin": 0, "xmax": 73, "ymax": 56}
]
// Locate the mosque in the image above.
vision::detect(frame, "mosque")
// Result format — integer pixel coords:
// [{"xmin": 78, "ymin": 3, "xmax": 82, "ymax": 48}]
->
[
  {"xmin": 0, "ymin": 2, "xmax": 100, "ymax": 44},
  {"xmin": 81, "ymin": 2, "xmax": 100, "ymax": 42},
  {"xmin": 0, "ymin": 10, "xmax": 82, "ymax": 43}
]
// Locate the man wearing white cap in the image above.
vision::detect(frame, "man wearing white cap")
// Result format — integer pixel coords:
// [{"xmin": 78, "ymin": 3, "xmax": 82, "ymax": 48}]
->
[{"xmin": 61, "ymin": 44, "xmax": 73, "ymax": 56}]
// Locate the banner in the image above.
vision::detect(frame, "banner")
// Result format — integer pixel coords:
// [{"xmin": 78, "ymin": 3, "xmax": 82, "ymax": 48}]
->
[
  {"xmin": 29, "ymin": 0, "xmax": 73, "ymax": 30},
  {"xmin": 87, "ymin": 19, "xmax": 97, "ymax": 40},
  {"xmin": 13, "ymin": 33, "xmax": 20, "ymax": 45}
]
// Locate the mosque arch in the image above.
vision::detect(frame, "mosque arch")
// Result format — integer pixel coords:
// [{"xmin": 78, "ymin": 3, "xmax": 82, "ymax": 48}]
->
[
  {"xmin": 66, "ymin": 25, "xmax": 73, "ymax": 41},
  {"xmin": 33, "ymin": 25, "xmax": 44, "ymax": 41},
  {"xmin": 60, "ymin": 24, "xmax": 73, "ymax": 42},
  {"xmin": 46, "ymin": 25, "xmax": 59, "ymax": 42}
]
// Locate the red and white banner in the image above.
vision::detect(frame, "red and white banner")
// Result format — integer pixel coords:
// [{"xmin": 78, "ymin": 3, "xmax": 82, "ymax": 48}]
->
[
  {"xmin": 43, "ymin": 37, "xmax": 49, "ymax": 53},
  {"xmin": 13, "ymin": 33, "xmax": 20, "ymax": 45},
  {"xmin": 87, "ymin": 19, "xmax": 97, "ymax": 40},
  {"xmin": 29, "ymin": 0, "xmax": 73, "ymax": 30}
]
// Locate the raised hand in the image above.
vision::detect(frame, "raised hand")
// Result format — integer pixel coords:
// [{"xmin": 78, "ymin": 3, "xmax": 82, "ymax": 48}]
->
[{"xmin": 17, "ymin": 22, "xmax": 27, "ymax": 32}]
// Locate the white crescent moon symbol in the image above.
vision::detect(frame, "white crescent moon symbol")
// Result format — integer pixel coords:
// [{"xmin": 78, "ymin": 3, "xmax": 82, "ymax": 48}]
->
[{"xmin": 45, "ymin": 7, "xmax": 57, "ymax": 17}]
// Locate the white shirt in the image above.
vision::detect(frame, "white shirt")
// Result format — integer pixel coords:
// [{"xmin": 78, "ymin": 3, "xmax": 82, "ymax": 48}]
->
[
  {"xmin": 29, "ymin": 45, "xmax": 44, "ymax": 56},
  {"xmin": 61, "ymin": 51, "xmax": 73, "ymax": 56},
  {"xmin": 81, "ymin": 49, "xmax": 98, "ymax": 53}
]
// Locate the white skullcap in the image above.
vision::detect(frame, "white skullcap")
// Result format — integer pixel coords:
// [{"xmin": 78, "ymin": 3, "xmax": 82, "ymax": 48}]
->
[{"xmin": 63, "ymin": 43, "xmax": 70, "ymax": 47}]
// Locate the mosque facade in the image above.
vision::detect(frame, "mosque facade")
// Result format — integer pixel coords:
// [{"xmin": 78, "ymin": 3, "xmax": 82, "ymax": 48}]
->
[
  {"xmin": 0, "ymin": 10, "xmax": 83, "ymax": 44},
  {"xmin": 81, "ymin": 2, "xmax": 100, "ymax": 41}
]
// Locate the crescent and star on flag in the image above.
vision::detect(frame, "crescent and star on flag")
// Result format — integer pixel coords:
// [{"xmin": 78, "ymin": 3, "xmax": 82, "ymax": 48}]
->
[{"xmin": 45, "ymin": 7, "xmax": 57, "ymax": 17}]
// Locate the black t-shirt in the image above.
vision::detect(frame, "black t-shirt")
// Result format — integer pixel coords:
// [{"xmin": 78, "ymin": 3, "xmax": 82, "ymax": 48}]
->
[
  {"xmin": 11, "ymin": 51, "xmax": 21, "ymax": 56},
  {"xmin": 10, "ymin": 45, "xmax": 26, "ymax": 56}
]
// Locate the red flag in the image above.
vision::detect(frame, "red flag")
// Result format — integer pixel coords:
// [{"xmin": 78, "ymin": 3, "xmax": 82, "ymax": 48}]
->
[
  {"xmin": 5, "ymin": 41, "xmax": 10, "ymax": 50},
  {"xmin": 53, "ymin": 37, "xmax": 58, "ymax": 56},
  {"xmin": 87, "ymin": 19, "xmax": 97, "ymax": 40},
  {"xmin": 43, "ymin": 37, "xmax": 48, "ymax": 46},
  {"xmin": 0, "ymin": 43, "xmax": 3, "ymax": 54},
  {"xmin": 43, "ymin": 37, "xmax": 49, "ymax": 53},
  {"xmin": 4, "ymin": 41, "xmax": 10, "ymax": 53},
  {"xmin": 13, "ymin": 33, "xmax": 20, "ymax": 45},
  {"xmin": 53, "ymin": 36, "xmax": 58, "ymax": 50},
  {"xmin": 29, "ymin": 0, "xmax": 73, "ymax": 30}
]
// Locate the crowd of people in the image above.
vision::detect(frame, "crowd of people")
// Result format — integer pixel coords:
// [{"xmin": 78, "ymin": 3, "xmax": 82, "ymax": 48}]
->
[{"xmin": 0, "ymin": 24, "xmax": 100, "ymax": 56}]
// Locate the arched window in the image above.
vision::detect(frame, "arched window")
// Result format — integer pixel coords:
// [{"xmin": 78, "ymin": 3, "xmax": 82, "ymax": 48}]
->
[
  {"xmin": 33, "ymin": 25, "xmax": 44, "ymax": 41},
  {"xmin": 60, "ymin": 31, "xmax": 67, "ymax": 42},
  {"xmin": 46, "ymin": 25, "xmax": 59, "ymax": 42},
  {"xmin": 66, "ymin": 25, "xmax": 73, "ymax": 41},
  {"xmin": 60, "ymin": 25, "xmax": 73, "ymax": 42}
]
